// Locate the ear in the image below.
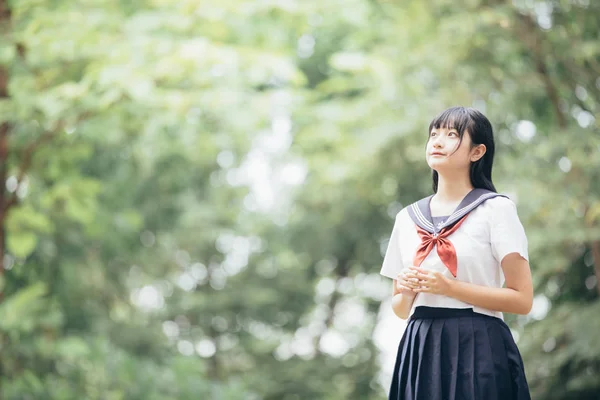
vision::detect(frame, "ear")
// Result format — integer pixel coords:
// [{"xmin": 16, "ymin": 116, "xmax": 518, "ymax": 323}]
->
[{"xmin": 470, "ymin": 144, "xmax": 486, "ymax": 162}]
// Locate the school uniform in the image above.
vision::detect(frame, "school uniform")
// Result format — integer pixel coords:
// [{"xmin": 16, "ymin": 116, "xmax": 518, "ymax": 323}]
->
[{"xmin": 380, "ymin": 188, "xmax": 531, "ymax": 400}]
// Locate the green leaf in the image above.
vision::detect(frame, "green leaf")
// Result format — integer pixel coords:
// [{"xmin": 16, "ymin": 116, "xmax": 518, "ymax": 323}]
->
[
  {"xmin": 0, "ymin": 283, "xmax": 47, "ymax": 332},
  {"xmin": 6, "ymin": 231, "xmax": 38, "ymax": 258}
]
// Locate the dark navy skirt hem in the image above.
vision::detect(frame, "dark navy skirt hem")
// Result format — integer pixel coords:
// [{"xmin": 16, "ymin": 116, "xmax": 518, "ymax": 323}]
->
[{"xmin": 388, "ymin": 306, "xmax": 531, "ymax": 400}]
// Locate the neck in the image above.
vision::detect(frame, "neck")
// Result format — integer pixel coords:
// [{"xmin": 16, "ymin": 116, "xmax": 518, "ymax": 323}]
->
[{"xmin": 435, "ymin": 170, "xmax": 474, "ymax": 201}]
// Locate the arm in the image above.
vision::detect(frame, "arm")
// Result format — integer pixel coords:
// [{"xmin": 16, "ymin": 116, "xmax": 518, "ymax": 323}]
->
[
  {"xmin": 411, "ymin": 253, "xmax": 533, "ymax": 315},
  {"xmin": 449, "ymin": 252, "xmax": 533, "ymax": 314}
]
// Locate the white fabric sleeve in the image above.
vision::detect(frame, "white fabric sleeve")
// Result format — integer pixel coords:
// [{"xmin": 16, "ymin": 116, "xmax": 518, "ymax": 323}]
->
[
  {"xmin": 379, "ymin": 214, "xmax": 405, "ymax": 280},
  {"xmin": 489, "ymin": 197, "xmax": 529, "ymax": 263}
]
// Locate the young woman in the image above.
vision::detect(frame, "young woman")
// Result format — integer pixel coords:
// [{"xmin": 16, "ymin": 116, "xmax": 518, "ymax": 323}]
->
[{"xmin": 380, "ymin": 106, "xmax": 533, "ymax": 400}]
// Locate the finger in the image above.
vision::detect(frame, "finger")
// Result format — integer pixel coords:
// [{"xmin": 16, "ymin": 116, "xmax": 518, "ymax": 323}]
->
[
  {"xmin": 416, "ymin": 280, "xmax": 429, "ymax": 288},
  {"xmin": 398, "ymin": 272, "xmax": 411, "ymax": 281},
  {"xmin": 415, "ymin": 270, "xmax": 431, "ymax": 279},
  {"xmin": 398, "ymin": 285, "xmax": 415, "ymax": 292},
  {"xmin": 408, "ymin": 266, "xmax": 425, "ymax": 273},
  {"xmin": 403, "ymin": 271, "xmax": 414, "ymax": 279},
  {"xmin": 410, "ymin": 271, "xmax": 426, "ymax": 281},
  {"xmin": 406, "ymin": 276, "xmax": 421, "ymax": 284},
  {"xmin": 400, "ymin": 273, "xmax": 419, "ymax": 283},
  {"xmin": 405, "ymin": 272, "xmax": 423, "ymax": 282},
  {"xmin": 400, "ymin": 280, "xmax": 419, "ymax": 289},
  {"xmin": 405, "ymin": 271, "xmax": 419, "ymax": 279},
  {"xmin": 397, "ymin": 279, "xmax": 417, "ymax": 288}
]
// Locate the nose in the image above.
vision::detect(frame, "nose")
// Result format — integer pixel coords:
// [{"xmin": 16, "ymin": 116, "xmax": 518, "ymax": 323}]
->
[{"xmin": 431, "ymin": 135, "xmax": 443, "ymax": 148}]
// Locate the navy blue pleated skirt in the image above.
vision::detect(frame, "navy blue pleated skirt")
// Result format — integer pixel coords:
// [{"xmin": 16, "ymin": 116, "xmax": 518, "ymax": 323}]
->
[{"xmin": 388, "ymin": 306, "xmax": 531, "ymax": 400}]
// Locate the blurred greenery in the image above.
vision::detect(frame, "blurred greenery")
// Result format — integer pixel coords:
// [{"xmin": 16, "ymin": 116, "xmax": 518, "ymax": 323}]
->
[{"xmin": 0, "ymin": 0, "xmax": 599, "ymax": 399}]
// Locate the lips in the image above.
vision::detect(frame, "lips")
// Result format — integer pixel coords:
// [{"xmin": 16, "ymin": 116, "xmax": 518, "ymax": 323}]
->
[{"xmin": 430, "ymin": 152, "xmax": 445, "ymax": 156}]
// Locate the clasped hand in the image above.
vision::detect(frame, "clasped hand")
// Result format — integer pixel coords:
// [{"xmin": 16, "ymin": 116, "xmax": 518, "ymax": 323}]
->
[{"xmin": 396, "ymin": 266, "xmax": 452, "ymax": 296}]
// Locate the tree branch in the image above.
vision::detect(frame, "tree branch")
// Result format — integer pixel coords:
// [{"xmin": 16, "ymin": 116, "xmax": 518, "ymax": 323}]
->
[
  {"xmin": 0, "ymin": 0, "xmax": 9, "ymax": 25},
  {"xmin": 512, "ymin": 12, "xmax": 567, "ymax": 128},
  {"xmin": 3, "ymin": 113, "xmax": 92, "ymax": 214},
  {"xmin": 592, "ymin": 242, "xmax": 600, "ymax": 297},
  {"xmin": 312, "ymin": 258, "xmax": 349, "ymax": 355},
  {"xmin": 2, "ymin": 130, "xmax": 55, "ymax": 213}
]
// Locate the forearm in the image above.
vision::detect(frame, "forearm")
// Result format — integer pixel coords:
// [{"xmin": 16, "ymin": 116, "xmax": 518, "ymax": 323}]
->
[
  {"xmin": 391, "ymin": 292, "xmax": 417, "ymax": 320},
  {"xmin": 447, "ymin": 280, "xmax": 532, "ymax": 315}
]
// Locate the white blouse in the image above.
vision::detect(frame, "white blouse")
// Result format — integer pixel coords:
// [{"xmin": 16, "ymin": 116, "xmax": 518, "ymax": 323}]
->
[{"xmin": 379, "ymin": 196, "xmax": 529, "ymax": 320}]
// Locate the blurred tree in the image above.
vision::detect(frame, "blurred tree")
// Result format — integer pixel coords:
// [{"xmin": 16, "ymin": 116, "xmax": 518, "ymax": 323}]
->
[
  {"xmin": 279, "ymin": 0, "xmax": 600, "ymax": 398},
  {"xmin": 0, "ymin": 0, "xmax": 599, "ymax": 399},
  {"xmin": 0, "ymin": 0, "xmax": 264, "ymax": 397}
]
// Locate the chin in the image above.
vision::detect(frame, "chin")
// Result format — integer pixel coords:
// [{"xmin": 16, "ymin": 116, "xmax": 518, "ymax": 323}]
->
[{"xmin": 427, "ymin": 160, "xmax": 447, "ymax": 170}]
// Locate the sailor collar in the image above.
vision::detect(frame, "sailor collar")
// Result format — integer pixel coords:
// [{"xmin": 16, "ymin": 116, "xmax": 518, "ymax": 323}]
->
[{"xmin": 407, "ymin": 188, "xmax": 507, "ymax": 234}]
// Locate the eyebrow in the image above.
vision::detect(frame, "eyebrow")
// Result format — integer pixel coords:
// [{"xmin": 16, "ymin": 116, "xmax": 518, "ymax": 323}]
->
[{"xmin": 431, "ymin": 127, "xmax": 458, "ymax": 131}]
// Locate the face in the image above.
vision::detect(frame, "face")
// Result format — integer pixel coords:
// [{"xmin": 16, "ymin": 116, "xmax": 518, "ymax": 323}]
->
[{"xmin": 426, "ymin": 127, "xmax": 486, "ymax": 172}]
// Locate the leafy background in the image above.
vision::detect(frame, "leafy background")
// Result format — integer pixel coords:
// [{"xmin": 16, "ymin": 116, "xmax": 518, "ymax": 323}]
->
[{"xmin": 0, "ymin": 0, "xmax": 599, "ymax": 399}]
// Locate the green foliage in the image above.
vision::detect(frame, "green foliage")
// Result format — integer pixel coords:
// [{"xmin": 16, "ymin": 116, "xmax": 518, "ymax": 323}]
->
[{"xmin": 0, "ymin": 0, "xmax": 598, "ymax": 399}]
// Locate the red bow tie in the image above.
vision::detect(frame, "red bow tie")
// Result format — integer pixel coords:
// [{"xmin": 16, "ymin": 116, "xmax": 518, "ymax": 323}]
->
[{"xmin": 412, "ymin": 215, "xmax": 468, "ymax": 277}]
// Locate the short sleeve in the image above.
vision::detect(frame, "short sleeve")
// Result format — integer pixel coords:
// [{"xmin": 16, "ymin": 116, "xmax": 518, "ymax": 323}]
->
[
  {"xmin": 489, "ymin": 197, "xmax": 529, "ymax": 263},
  {"xmin": 380, "ymin": 213, "xmax": 405, "ymax": 280}
]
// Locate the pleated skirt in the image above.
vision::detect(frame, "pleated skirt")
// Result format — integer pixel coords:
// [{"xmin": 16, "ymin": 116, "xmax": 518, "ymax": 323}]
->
[{"xmin": 388, "ymin": 306, "xmax": 531, "ymax": 400}]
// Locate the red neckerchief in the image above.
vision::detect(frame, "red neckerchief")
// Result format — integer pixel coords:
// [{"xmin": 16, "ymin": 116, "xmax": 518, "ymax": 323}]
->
[{"xmin": 412, "ymin": 214, "xmax": 468, "ymax": 277}]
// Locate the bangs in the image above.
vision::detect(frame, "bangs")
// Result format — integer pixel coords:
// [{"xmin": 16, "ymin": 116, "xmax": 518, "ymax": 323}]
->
[{"xmin": 428, "ymin": 107, "xmax": 475, "ymax": 136}]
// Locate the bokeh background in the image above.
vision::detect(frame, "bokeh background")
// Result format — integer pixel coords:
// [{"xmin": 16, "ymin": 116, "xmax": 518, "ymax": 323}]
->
[{"xmin": 1, "ymin": 0, "xmax": 599, "ymax": 399}]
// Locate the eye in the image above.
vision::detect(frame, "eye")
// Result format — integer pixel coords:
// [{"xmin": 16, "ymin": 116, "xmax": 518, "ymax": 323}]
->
[
  {"xmin": 430, "ymin": 131, "xmax": 437, "ymax": 137},
  {"xmin": 448, "ymin": 131, "xmax": 459, "ymax": 137}
]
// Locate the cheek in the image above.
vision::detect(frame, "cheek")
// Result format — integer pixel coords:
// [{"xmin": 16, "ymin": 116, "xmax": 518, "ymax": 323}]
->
[
  {"xmin": 448, "ymin": 139, "xmax": 463, "ymax": 153},
  {"xmin": 425, "ymin": 143, "xmax": 433, "ymax": 159},
  {"xmin": 449, "ymin": 146, "xmax": 471, "ymax": 164}
]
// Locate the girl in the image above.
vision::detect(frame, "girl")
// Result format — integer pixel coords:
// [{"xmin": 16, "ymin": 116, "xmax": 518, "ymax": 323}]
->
[{"xmin": 380, "ymin": 106, "xmax": 533, "ymax": 400}]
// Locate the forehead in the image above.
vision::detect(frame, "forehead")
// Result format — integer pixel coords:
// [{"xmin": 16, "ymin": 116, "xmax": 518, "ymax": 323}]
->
[
  {"xmin": 429, "ymin": 109, "xmax": 473, "ymax": 134},
  {"xmin": 430, "ymin": 126, "xmax": 458, "ymax": 132}
]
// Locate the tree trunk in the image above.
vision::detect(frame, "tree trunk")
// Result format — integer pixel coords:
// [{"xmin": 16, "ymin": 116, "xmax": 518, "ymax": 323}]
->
[
  {"xmin": 0, "ymin": 0, "xmax": 11, "ymax": 287},
  {"xmin": 591, "ymin": 241, "xmax": 600, "ymax": 296},
  {"xmin": 0, "ymin": 122, "xmax": 7, "ymax": 277},
  {"xmin": 0, "ymin": 1, "xmax": 10, "ymax": 395}
]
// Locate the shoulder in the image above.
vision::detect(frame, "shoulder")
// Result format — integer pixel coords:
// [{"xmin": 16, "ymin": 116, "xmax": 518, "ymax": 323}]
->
[
  {"xmin": 479, "ymin": 194, "xmax": 524, "ymax": 225},
  {"xmin": 482, "ymin": 195, "xmax": 518, "ymax": 212},
  {"xmin": 394, "ymin": 206, "xmax": 410, "ymax": 221},
  {"xmin": 392, "ymin": 206, "xmax": 413, "ymax": 228}
]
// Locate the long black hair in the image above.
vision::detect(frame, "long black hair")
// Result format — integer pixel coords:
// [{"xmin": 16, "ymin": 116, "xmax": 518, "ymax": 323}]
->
[{"xmin": 428, "ymin": 106, "xmax": 497, "ymax": 193}]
